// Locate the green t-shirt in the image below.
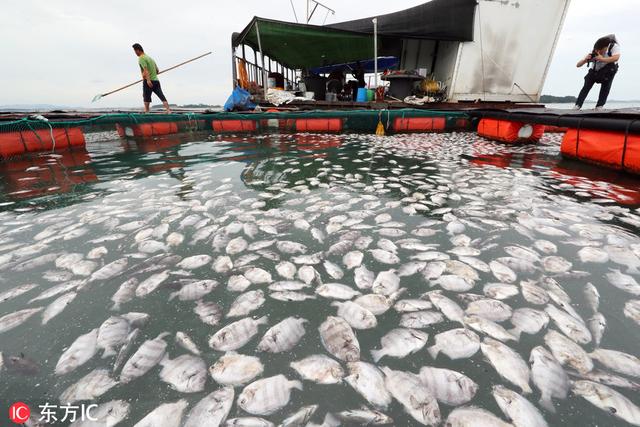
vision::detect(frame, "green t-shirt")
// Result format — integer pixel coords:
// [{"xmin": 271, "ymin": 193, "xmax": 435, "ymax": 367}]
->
[{"xmin": 138, "ymin": 54, "xmax": 159, "ymax": 81}]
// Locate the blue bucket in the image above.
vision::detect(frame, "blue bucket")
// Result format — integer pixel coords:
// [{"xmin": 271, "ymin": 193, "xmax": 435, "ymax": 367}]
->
[{"xmin": 356, "ymin": 88, "xmax": 368, "ymax": 102}]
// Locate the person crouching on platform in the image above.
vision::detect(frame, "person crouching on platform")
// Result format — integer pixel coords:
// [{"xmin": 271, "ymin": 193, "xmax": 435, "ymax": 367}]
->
[
  {"xmin": 132, "ymin": 43, "xmax": 171, "ymax": 113},
  {"xmin": 574, "ymin": 34, "xmax": 620, "ymax": 111}
]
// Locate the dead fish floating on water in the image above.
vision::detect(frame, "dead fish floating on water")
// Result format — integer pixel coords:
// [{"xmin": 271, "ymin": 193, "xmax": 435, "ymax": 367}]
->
[
  {"xmin": 572, "ymin": 380, "xmax": 640, "ymax": 426},
  {"xmin": 344, "ymin": 361, "xmax": 392, "ymax": 410},
  {"xmin": 210, "ymin": 352, "xmax": 264, "ymax": 386},
  {"xmin": 133, "ymin": 399, "xmax": 188, "ymax": 427},
  {"xmin": 55, "ymin": 328, "xmax": 98, "ymax": 375},
  {"xmin": 59, "ymin": 368, "xmax": 118, "ymax": 404},
  {"xmin": 319, "ymin": 316, "xmax": 360, "ymax": 362},
  {"xmin": 382, "ymin": 367, "xmax": 441, "ymax": 426},
  {"xmin": 159, "ymin": 354, "xmax": 208, "ymax": 393},
  {"xmin": 237, "ymin": 375, "xmax": 302, "ymax": 416},
  {"xmin": 183, "ymin": 387, "xmax": 234, "ymax": 427},
  {"xmin": 209, "ymin": 317, "xmax": 268, "ymax": 352},
  {"xmin": 492, "ymin": 385, "xmax": 548, "ymax": 427},
  {"xmin": 290, "ymin": 354, "xmax": 344, "ymax": 385},
  {"xmin": 120, "ymin": 332, "xmax": 169, "ymax": 383},
  {"xmin": 4, "ymin": 133, "xmax": 640, "ymax": 426}
]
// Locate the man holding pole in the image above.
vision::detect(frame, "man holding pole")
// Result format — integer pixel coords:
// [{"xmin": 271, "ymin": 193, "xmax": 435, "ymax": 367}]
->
[{"xmin": 132, "ymin": 43, "xmax": 171, "ymax": 113}]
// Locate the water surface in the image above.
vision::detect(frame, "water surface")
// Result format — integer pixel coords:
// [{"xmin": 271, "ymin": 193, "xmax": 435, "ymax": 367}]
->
[{"xmin": 1, "ymin": 131, "xmax": 639, "ymax": 426}]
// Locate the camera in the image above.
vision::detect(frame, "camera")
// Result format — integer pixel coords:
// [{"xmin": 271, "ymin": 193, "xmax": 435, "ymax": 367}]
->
[{"xmin": 588, "ymin": 51, "xmax": 598, "ymax": 61}]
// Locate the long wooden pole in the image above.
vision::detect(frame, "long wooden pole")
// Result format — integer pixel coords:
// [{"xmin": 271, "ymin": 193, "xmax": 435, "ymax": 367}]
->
[{"xmin": 93, "ymin": 51, "xmax": 212, "ymax": 101}]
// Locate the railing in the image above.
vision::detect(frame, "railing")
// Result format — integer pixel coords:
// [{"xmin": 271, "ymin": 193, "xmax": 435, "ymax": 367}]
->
[{"xmin": 234, "ymin": 44, "xmax": 298, "ymax": 91}]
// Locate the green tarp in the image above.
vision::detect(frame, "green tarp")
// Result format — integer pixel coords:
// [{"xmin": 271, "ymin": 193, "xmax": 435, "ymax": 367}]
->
[{"xmin": 234, "ymin": 18, "xmax": 375, "ymax": 69}]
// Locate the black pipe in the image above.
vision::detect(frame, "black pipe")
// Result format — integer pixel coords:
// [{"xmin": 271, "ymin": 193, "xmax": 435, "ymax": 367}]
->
[
  {"xmin": 468, "ymin": 110, "xmax": 640, "ymax": 134},
  {"xmin": 430, "ymin": 40, "xmax": 440, "ymax": 74}
]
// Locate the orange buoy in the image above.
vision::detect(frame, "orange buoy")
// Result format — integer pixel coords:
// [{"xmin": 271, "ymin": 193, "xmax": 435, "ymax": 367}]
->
[
  {"xmin": 116, "ymin": 122, "xmax": 178, "ymax": 138},
  {"xmin": 295, "ymin": 118, "xmax": 342, "ymax": 133},
  {"xmin": 561, "ymin": 128, "xmax": 640, "ymax": 173},
  {"xmin": 211, "ymin": 120, "xmax": 257, "ymax": 133},
  {"xmin": 477, "ymin": 118, "xmax": 545, "ymax": 143},
  {"xmin": 0, "ymin": 127, "xmax": 85, "ymax": 158},
  {"xmin": 393, "ymin": 117, "xmax": 446, "ymax": 132}
]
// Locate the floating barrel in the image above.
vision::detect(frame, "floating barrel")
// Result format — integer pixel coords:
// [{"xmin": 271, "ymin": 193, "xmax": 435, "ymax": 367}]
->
[
  {"xmin": 0, "ymin": 127, "xmax": 86, "ymax": 158},
  {"xmin": 561, "ymin": 128, "xmax": 640, "ymax": 174},
  {"xmin": 116, "ymin": 122, "xmax": 178, "ymax": 138},
  {"xmin": 295, "ymin": 118, "xmax": 342, "ymax": 133},
  {"xmin": 211, "ymin": 120, "xmax": 257, "ymax": 133},
  {"xmin": 393, "ymin": 117, "xmax": 446, "ymax": 132},
  {"xmin": 477, "ymin": 118, "xmax": 545, "ymax": 143}
]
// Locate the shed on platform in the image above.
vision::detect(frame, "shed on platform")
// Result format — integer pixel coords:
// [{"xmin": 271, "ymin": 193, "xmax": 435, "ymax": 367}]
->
[{"xmin": 231, "ymin": 0, "xmax": 571, "ymax": 103}]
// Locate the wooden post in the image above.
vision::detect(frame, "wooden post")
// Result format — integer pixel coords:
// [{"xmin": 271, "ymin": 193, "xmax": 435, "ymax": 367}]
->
[
  {"xmin": 253, "ymin": 48, "xmax": 259, "ymax": 85},
  {"xmin": 255, "ymin": 21, "xmax": 268, "ymax": 98},
  {"xmin": 231, "ymin": 41, "xmax": 237, "ymax": 88}
]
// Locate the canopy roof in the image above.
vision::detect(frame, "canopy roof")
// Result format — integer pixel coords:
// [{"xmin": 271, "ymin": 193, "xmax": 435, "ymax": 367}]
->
[
  {"xmin": 232, "ymin": 0, "xmax": 476, "ymax": 69},
  {"xmin": 233, "ymin": 18, "xmax": 377, "ymax": 69},
  {"xmin": 328, "ymin": 0, "xmax": 476, "ymax": 41}
]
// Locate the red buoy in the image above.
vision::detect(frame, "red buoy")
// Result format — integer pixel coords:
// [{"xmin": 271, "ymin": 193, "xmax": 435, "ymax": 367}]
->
[
  {"xmin": 0, "ymin": 128, "xmax": 86, "ymax": 158},
  {"xmin": 477, "ymin": 118, "xmax": 545, "ymax": 143}
]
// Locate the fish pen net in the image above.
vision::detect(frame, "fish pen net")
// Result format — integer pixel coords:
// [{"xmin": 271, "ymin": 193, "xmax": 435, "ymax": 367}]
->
[
  {"xmin": 0, "ymin": 110, "xmax": 473, "ymax": 134},
  {"xmin": 0, "ymin": 109, "xmax": 474, "ymax": 159}
]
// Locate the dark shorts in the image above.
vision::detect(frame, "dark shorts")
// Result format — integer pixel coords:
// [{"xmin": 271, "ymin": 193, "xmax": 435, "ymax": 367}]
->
[{"xmin": 143, "ymin": 80, "xmax": 167, "ymax": 103}]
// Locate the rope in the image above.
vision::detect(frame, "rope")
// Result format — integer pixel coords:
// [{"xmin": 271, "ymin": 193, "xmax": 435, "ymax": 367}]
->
[
  {"xmin": 186, "ymin": 112, "xmax": 196, "ymax": 131},
  {"xmin": 621, "ymin": 119, "xmax": 637, "ymax": 168},
  {"xmin": 47, "ymin": 120, "xmax": 55, "ymax": 152},
  {"xmin": 575, "ymin": 118, "xmax": 584, "ymax": 157},
  {"xmin": 24, "ymin": 120, "xmax": 46, "ymax": 150},
  {"xmin": 17, "ymin": 121, "xmax": 28, "ymax": 153},
  {"xmin": 477, "ymin": 5, "xmax": 486, "ymax": 99}
]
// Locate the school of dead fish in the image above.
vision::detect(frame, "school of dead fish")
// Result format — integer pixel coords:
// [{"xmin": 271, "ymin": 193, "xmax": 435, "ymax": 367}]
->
[{"xmin": 0, "ymin": 132, "xmax": 639, "ymax": 426}]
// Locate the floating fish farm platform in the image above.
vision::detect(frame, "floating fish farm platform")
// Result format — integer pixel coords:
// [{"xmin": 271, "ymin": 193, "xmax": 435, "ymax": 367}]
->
[{"xmin": 1, "ymin": 107, "xmax": 640, "ymax": 175}]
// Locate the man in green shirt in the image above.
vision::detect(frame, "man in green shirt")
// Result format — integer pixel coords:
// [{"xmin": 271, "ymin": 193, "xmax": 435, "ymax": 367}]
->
[{"xmin": 132, "ymin": 43, "xmax": 171, "ymax": 113}]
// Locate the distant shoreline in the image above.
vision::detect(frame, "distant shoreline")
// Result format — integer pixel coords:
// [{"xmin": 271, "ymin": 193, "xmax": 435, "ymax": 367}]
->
[
  {"xmin": 540, "ymin": 95, "xmax": 640, "ymax": 104},
  {"xmin": 0, "ymin": 103, "xmax": 221, "ymax": 112}
]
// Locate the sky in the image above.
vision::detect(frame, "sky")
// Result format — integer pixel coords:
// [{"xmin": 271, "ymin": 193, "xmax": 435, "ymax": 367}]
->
[{"xmin": 0, "ymin": 0, "xmax": 637, "ymax": 108}]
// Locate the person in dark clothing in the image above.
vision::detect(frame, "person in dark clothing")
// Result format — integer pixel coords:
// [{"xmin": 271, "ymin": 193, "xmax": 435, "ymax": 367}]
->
[
  {"xmin": 574, "ymin": 34, "xmax": 620, "ymax": 110},
  {"xmin": 346, "ymin": 62, "xmax": 366, "ymax": 101},
  {"xmin": 352, "ymin": 62, "xmax": 366, "ymax": 88},
  {"xmin": 327, "ymin": 69, "xmax": 344, "ymax": 94}
]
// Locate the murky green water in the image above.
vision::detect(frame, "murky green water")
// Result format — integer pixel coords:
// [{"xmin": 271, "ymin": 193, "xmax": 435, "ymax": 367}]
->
[{"xmin": 1, "ymin": 130, "xmax": 640, "ymax": 426}]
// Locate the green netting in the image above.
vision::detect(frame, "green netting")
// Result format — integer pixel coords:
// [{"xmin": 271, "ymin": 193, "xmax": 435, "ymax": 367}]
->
[
  {"xmin": 0, "ymin": 113, "xmax": 203, "ymax": 132},
  {"xmin": 0, "ymin": 109, "xmax": 472, "ymax": 136}
]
